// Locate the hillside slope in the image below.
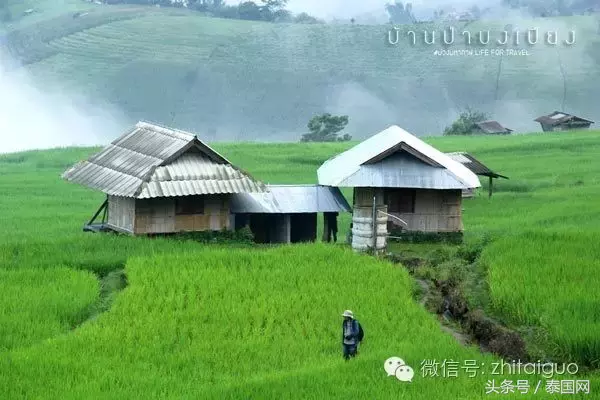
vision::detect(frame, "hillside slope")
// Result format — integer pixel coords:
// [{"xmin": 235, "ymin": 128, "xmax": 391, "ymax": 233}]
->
[{"xmin": 1, "ymin": 7, "xmax": 599, "ymax": 140}]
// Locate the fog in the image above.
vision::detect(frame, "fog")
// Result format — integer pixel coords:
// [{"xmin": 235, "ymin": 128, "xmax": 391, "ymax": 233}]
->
[
  {"xmin": 1, "ymin": 1, "xmax": 596, "ymax": 150},
  {"xmin": 0, "ymin": 50, "xmax": 124, "ymax": 154},
  {"xmin": 285, "ymin": 0, "xmax": 524, "ymax": 22}
]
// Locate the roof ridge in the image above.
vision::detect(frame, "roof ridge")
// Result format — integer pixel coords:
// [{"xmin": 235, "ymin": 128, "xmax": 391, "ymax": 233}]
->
[
  {"xmin": 136, "ymin": 121, "xmax": 196, "ymax": 141},
  {"xmin": 317, "ymin": 125, "xmax": 481, "ymax": 189}
]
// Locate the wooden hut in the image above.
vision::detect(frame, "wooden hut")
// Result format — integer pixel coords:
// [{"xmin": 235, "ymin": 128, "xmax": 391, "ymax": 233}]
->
[
  {"xmin": 446, "ymin": 152, "xmax": 508, "ymax": 198},
  {"xmin": 473, "ymin": 120, "xmax": 513, "ymax": 135},
  {"xmin": 230, "ymin": 184, "xmax": 351, "ymax": 244},
  {"xmin": 317, "ymin": 125, "xmax": 480, "ymax": 252},
  {"xmin": 62, "ymin": 121, "xmax": 266, "ymax": 235},
  {"xmin": 534, "ymin": 112, "xmax": 594, "ymax": 132}
]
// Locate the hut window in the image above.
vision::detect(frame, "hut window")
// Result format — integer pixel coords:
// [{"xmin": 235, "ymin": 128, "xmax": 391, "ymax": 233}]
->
[
  {"xmin": 385, "ymin": 189, "xmax": 416, "ymax": 213},
  {"xmin": 175, "ymin": 196, "xmax": 205, "ymax": 215}
]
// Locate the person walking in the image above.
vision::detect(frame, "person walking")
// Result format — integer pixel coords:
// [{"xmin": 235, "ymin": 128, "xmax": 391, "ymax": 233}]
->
[{"xmin": 341, "ymin": 310, "xmax": 363, "ymax": 360}]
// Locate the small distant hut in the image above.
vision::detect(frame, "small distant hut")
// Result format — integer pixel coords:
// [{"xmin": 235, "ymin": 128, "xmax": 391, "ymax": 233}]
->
[
  {"xmin": 473, "ymin": 120, "xmax": 513, "ymax": 135},
  {"xmin": 317, "ymin": 125, "xmax": 480, "ymax": 252},
  {"xmin": 230, "ymin": 185, "xmax": 351, "ymax": 244},
  {"xmin": 446, "ymin": 152, "xmax": 508, "ymax": 198},
  {"xmin": 62, "ymin": 121, "xmax": 266, "ymax": 235},
  {"xmin": 534, "ymin": 111, "xmax": 594, "ymax": 132}
]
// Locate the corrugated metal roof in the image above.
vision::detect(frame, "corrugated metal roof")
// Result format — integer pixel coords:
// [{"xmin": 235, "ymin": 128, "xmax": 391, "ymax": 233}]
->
[
  {"xmin": 336, "ymin": 151, "xmax": 470, "ymax": 188},
  {"xmin": 446, "ymin": 152, "xmax": 508, "ymax": 179},
  {"xmin": 475, "ymin": 120, "xmax": 512, "ymax": 134},
  {"xmin": 138, "ymin": 153, "xmax": 265, "ymax": 198},
  {"xmin": 534, "ymin": 111, "xmax": 594, "ymax": 126},
  {"xmin": 317, "ymin": 125, "xmax": 481, "ymax": 189},
  {"xmin": 230, "ymin": 185, "xmax": 351, "ymax": 214},
  {"xmin": 62, "ymin": 121, "xmax": 265, "ymax": 197}
]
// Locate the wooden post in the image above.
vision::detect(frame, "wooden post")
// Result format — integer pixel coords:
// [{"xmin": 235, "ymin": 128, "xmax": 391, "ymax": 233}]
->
[
  {"xmin": 372, "ymin": 195, "xmax": 377, "ymax": 256},
  {"xmin": 488, "ymin": 176, "xmax": 493, "ymax": 198},
  {"xmin": 101, "ymin": 195, "xmax": 108, "ymax": 223},
  {"xmin": 284, "ymin": 214, "xmax": 291, "ymax": 243},
  {"xmin": 87, "ymin": 199, "xmax": 109, "ymax": 226}
]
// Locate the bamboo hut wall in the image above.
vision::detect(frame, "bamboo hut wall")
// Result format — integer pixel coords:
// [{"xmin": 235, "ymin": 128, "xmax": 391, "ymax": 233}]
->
[
  {"xmin": 385, "ymin": 189, "xmax": 462, "ymax": 232},
  {"xmin": 107, "ymin": 195, "xmax": 136, "ymax": 233},
  {"xmin": 134, "ymin": 195, "xmax": 231, "ymax": 234}
]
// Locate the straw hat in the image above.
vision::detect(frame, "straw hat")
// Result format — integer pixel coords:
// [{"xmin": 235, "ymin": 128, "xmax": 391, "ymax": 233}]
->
[{"xmin": 341, "ymin": 310, "xmax": 354, "ymax": 319}]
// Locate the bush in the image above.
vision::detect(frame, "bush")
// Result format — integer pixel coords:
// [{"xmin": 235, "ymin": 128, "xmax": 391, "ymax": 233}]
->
[
  {"xmin": 293, "ymin": 12, "xmax": 323, "ymax": 24},
  {"xmin": 388, "ymin": 230, "xmax": 463, "ymax": 244},
  {"xmin": 456, "ymin": 234, "xmax": 492, "ymax": 263},
  {"xmin": 174, "ymin": 227, "xmax": 254, "ymax": 245},
  {"xmin": 443, "ymin": 107, "xmax": 489, "ymax": 136}
]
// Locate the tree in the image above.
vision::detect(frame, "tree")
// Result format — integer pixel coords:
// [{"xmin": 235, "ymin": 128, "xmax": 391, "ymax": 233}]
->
[
  {"xmin": 190, "ymin": 0, "xmax": 224, "ymax": 11},
  {"xmin": 443, "ymin": 108, "xmax": 489, "ymax": 136},
  {"xmin": 301, "ymin": 113, "xmax": 351, "ymax": 142},
  {"xmin": 469, "ymin": 5, "xmax": 482, "ymax": 19},
  {"xmin": 0, "ymin": 0, "xmax": 10, "ymax": 22},
  {"xmin": 293, "ymin": 12, "xmax": 322, "ymax": 24},
  {"xmin": 385, "ymin": 1, "xmax": 416, "ymax": 24},
  {"xmin": 234, "ymin": 0, "xmax": 288, "ymax": 21},
  {"xmin": 237, "ymin": 1, "xmax": 262, "ymax": 20},
  {"xmin": 260, "ymin": 0, "xmax": 287, "ymax": 11}
]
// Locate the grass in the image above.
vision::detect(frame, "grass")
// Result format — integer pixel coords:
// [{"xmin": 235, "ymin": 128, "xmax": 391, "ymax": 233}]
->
[
  {"xmin": 484, "ymin": 232, "xmax": 600, "ymax": 367},
  {"xmin": 2, "ymin": 5, "xmax": 600, "ymax": 137},
  {"xmin": 1, "ymin": 130, "xmax": 600, "ymax": 397},
  {"xmin": 0, "ymin": 246, "xmax": 568, "ymax": 399},
  {"xmin": 0, "ymin": 267, "xmax": 98, "ymax": 351}
]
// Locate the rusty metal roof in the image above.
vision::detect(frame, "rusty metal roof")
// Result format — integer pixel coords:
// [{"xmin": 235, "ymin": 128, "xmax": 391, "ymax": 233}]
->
[
  {"xmin": 475, "ymin": 120, "xmax": 512, "ymax": 134},
  {"xmin": 230, "ymin": 185, "xmax": 351, "ymax": 214},
  {"xmin": 534, "ymin": 111, "xmax": 594, "ymax": 126},
  {"xmin": 317, "ymin": 125, "xmax": 481, "ymax": 189},
  {"xmin": 62, "ymin": 121, "xmax": 266, "ymax": 198},
  {"xmin": 445, "ymin": 152, "xmax": 508, "ymax": 179}
]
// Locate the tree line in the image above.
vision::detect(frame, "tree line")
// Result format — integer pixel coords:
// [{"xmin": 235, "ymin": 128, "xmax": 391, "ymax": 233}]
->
[
  {"xmin": 502, "ymin": 0, "xmax": 598, "ymax": 16},
  {"xmin": 101, "ymin": 0, "xmax": 322, "ymax": 23}
]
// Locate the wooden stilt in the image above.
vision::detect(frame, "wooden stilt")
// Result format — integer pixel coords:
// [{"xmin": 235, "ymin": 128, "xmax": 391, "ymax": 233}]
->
[{"xmin": 87, "ymin": 199, "xmax": 109, "ymax": 226}]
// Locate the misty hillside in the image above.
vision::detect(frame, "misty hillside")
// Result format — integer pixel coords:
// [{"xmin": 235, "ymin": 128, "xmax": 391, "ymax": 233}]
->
[{"xmin": 1, "ymin": 5, "xmax": 600, "ymax": 142}]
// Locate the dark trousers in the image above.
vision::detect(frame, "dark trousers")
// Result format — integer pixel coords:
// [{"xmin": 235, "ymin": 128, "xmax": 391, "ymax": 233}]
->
[
  {"xmin": 343, "ymin": 343, "xmax": 357, "ymax": 360},
  {"xmin": 328, "ymin": 230, "xmax": 337, "ymax": 243}
]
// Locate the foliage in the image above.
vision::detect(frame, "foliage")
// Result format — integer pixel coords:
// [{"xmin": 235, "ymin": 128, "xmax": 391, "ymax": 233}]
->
[
  {"xmin": 388, "ymin": 229, "xmax": 464, "ymax": 244},
  {"xmin": 301, "ymin": 113, "xmax": 351, "ymax": 142},
  {"xmin": 385, "ymin": 1, "xmax": 416, "ymax": 24},
  {"xmin": 443, "ymin": 107, "xmax": 490, "ymax": 136},
  {"xmin": 174, "ymin": 226, "xmax": 255, "ymax": 244},
  {"xmin": 293, "ymin": 12, "xmax": 323, "ymax": 24},
  {"xmin": 193, "ymin": 0, "xmax": 295, "ymax": 22},
  {"xmin": 502, "ymin": 0, "xmax": 598, "ymax": 16}
]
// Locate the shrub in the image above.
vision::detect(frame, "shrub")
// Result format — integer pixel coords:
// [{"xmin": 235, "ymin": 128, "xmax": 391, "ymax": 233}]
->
[
  {"xmin": 174, "ymin": 227, "xmax": 254, "ymax": 245},
  {"xmin": 443, "ymin": 107, "xmax": 489, "ymax": 136}
]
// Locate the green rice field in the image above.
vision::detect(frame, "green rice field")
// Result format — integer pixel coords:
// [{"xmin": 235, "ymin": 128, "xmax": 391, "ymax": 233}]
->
[{"xmin": 0, "ymin": 131, "xmax": 599, "ymax": 398}]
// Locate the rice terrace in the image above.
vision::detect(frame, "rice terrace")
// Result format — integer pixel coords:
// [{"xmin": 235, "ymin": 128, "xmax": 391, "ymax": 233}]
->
[{"xmin": 1, "ymin": 0, "xmax": 600, "ymax": 399}]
